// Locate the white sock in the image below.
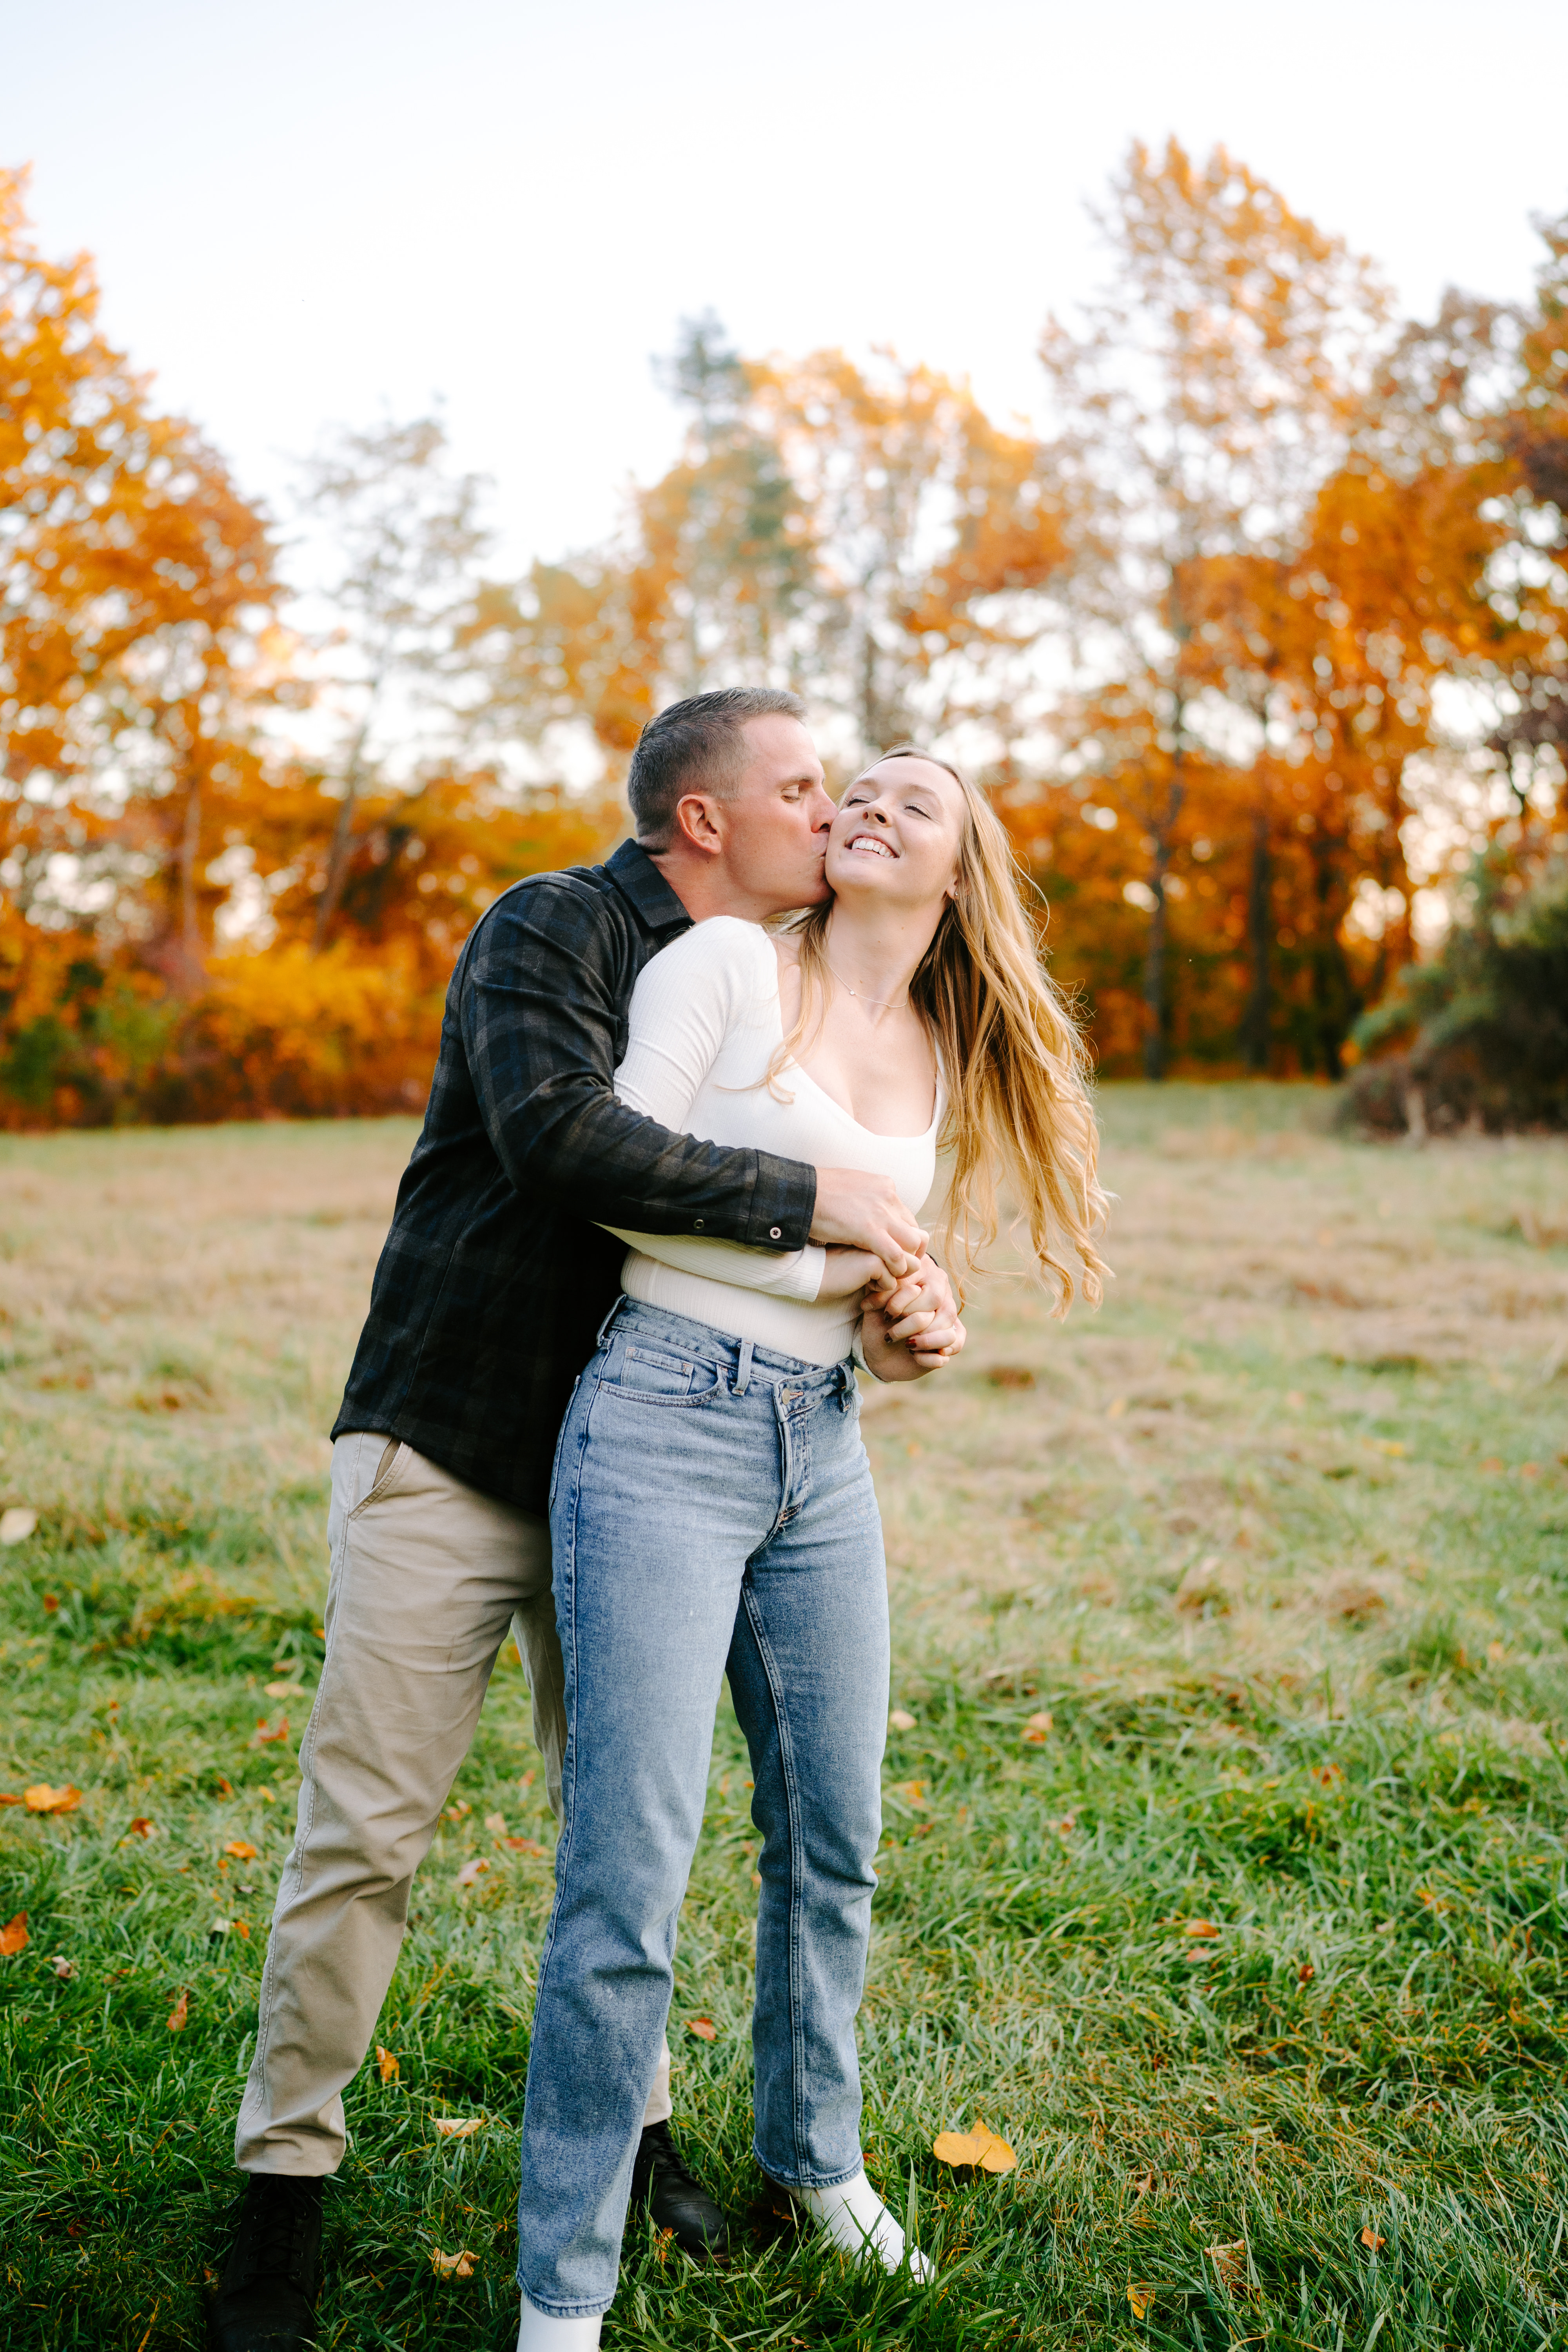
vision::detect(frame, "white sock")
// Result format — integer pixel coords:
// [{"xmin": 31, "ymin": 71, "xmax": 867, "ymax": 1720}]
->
[
  {"xmin": 516, "ymin": 2294, "xmax": 603, "ymax": 2351},
  {"xmin": 789, "ymin": 2169, "xmax": 933, "ymax": 2281}
]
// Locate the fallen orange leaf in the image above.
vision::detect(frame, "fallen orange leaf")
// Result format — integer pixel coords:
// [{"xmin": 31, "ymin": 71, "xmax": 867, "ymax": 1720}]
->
[
  {"xmin": 1360, "ymin": 2225, "xmax": 1385, "ymax": 2251},
  {"xmin": 25, "ymin": 1784, "xmax": 82, "ymax": 1815},
  {"xmin": 0, "ymin": 1793, "xmax": 22, "ymax": 1806},
  {"xmin": 1205, "ymin": 2239, "xmax": 1247, "ymax": 2292},
  {"xmin": 454, "ymin": 1858, "xmax": 489, "ymax": 1889},
  {"xmin": 688, "ymin": 2017, "xmax": 717, "ymax": 2041},
  {"xmin": 503, "ymin": 1836, "xmax": 548, "ymax": 1858},
  {"xmin": 1022, "ymin": 1711, "xmax": 1053, "ymax": 1742},
  {"xmin": 127, "ymin": 1817, "xmax": 156, "ymax": 1838},
  {"xmin": 888, "ymin": 1709, "xmax": 916, "ymax": 1731},
  {"xmin": 433, "ymin": 2117, "xmax": 483, "ymax": 2138},
  {"xmin": 430, "ymin": 2247, "xmax": 476, "ymax": 2276},
  {"xmin": 377, "ymin": 2046, "xmax": 400, "ymax": 2084},
  {"xmin": 1127, "ymin": 2283, "xmax": 1153, "ymax": 2320},
  {"xmin": 932, "ymin": 2118, "xmax": 1016, "ymax": 2174},
  {"xmin": 0, "ymin": 1911, "xmax": 28, "ymax": 1957},
  {"xmin": 167, "ymin": 1988, "xmax": 189, "ymax": 2031},
  {"xmin": 224, "ymin": 1840, "xmax": 258, "ymax": 1860},
  {"xmin": 1186, "ymin": 1920, "xmax": 1220, "ymax": 1940},
  {"xmin": 214, "ymin": 1777, "xmax": 234, "ymax": 1797},
  {"xmin": 1299, "ymin": 1962, "xmax": 1316, "ymax": 1983},
  {"xmin": 253, "ymin": 1719, "xmax": 290, "ymax": 1745},
  {"xmin": 264, "ymin": 1681, "xmax": 303, "ymax": 1699}
]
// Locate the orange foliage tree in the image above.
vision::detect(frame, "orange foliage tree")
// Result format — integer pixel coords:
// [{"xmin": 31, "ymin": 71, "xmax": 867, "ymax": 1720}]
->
[{"xmin": 0, "ymin": 172, "xmax": 612, "ymax": 1127}]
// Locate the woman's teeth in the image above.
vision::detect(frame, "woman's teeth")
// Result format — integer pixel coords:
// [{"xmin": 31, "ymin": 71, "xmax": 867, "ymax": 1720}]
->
[{"xmin": 847, "ymin": 835, "xmax": 893, "ymax": 857}]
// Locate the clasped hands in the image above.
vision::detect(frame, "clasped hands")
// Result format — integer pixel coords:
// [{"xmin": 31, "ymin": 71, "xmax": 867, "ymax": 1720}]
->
[{"xmin": 809, "ymin": 1164, "xmax": 965, "ymax": 1379}]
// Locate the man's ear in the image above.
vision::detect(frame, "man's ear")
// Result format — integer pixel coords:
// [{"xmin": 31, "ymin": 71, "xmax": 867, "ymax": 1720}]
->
[{"xmin": 673, "ymin": 793, "xmax": 725, "ymax": 858}]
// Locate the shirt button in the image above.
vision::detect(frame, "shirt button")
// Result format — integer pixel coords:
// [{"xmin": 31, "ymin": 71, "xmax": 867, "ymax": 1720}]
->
[
  {"xmin": 694, "ymin": 1219, "xmax": 704, "ymax": 1230},
  {"xmin": 769, "ymin": 1227, "xmax": 781, "ymax": 1239}
]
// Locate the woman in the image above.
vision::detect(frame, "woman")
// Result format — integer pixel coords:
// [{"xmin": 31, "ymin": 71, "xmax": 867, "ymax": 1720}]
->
[{"xmin": 514, "ymin": 750, "xmax": 1109, "ymax": 2347}]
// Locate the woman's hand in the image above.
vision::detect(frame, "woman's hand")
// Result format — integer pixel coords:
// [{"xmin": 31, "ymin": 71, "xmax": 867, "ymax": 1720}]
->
[
  {"xmin": 857, "ymin": 1253, "xmax": 966, "ymax": 1380},
  {"xmin": 858, "ymin": 1297, "xmax": 966, "ymax": 1381},
  {"xmin": 816, "ymin": 1245, "xmax": 891, "ymax": 1300}
]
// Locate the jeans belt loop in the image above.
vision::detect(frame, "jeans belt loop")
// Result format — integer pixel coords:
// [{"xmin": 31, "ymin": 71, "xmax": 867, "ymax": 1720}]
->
[
  {"xmin": 837, "ymin": 1359, "xmax": 856, "ymax": 1412},
  {"xmin": 594, "ymin": 1292, "xmax": 626, "ymax": 1354},
  {"xmin": 733, "ymin": 1336, "xmax": 755, "ymax": 1397}
]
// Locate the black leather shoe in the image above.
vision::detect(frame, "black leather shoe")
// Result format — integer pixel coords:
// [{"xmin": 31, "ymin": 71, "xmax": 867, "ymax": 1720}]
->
[
  {"xmin": 207, "ymin": 2173, "xmax": 324, "ymax": 2351},
  {"xmin": 630, "ymin": 2120, "xmax": 729, "ymax": 2259}
]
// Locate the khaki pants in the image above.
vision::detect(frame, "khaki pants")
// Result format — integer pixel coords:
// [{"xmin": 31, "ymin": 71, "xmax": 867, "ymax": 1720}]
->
[{"xmin": 235, "ymin": 1432, "xmax": 672, "ymax": 2175}]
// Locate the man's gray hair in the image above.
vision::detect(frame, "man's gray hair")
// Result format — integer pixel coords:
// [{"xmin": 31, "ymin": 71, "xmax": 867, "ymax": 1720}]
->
[{"xmin": 628, "ymin": 688, "xmax": 808, "ymax": 849}]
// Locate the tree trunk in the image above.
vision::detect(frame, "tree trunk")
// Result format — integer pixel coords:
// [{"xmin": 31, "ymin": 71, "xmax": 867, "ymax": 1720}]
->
[
  {"xmin": 177, "ymin": 774, "xmax": 204, "ymax": 990},
  {"xmin": 1241, "ymin": 801, "xmax": 1271, "ymax": 1071},
  {"xmin": 312, "ymin": 709, "xmax": 376, "ymax": 954},
  {"xmin": 1143, "ymin": 755, "xmax": 1184, "ymax": 1082}
]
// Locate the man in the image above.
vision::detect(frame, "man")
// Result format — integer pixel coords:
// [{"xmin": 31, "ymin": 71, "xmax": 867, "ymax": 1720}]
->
[{"xmin": 209, "ymin": 688, "xmax": 960, "ymax": 2352}]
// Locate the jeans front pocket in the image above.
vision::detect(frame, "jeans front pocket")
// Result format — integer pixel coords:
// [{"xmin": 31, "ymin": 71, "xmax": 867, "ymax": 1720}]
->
[{"xmin": 600, "ymin": 1343, "xmax": 721, "ymax": 1407}]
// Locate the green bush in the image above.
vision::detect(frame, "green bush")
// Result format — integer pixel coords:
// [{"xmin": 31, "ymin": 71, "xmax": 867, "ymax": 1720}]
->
[{"xmin": 1346, "ymin": 849, "xmax": 1568, "ymax": 1133}]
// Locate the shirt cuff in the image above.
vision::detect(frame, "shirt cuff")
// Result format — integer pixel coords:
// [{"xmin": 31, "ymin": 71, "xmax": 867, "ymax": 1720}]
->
[{"xmin": 744, "ymin": 1154, "xmax": 817, "ymax": 1251}]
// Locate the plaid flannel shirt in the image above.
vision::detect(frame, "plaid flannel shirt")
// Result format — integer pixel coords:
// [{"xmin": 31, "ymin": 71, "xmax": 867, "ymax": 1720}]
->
[{"xmin": 331, "ymin": 841, "xmax": 817, "ymax": 1512}]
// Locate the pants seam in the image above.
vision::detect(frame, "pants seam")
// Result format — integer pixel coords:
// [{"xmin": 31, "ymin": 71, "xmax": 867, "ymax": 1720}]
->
[{"xmin": 740, "ymin": 1569, "xmax": 811, "ymax": 2178}]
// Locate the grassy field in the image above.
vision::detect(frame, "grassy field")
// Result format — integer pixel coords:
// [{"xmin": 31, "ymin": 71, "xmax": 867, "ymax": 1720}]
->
[{"xmin": 2, "ymin": 1087, "xmax": 1567, "ymax": 2350}]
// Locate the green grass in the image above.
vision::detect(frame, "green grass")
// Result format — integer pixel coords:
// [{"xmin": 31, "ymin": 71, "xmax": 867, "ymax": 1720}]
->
[{"xmin": 2, "ymin": 1091, "xmax": 1567, "ymax": 2347}]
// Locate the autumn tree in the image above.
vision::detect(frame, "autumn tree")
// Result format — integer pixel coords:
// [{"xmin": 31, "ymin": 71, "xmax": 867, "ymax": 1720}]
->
[
  {"xmin": 1037, "ymin": 139, "xmax": 1390, "ymax": 1075},
  {"xmin": 0, "ymin": 165, "xmax": 279, "ymax": 1004},
  {"xmin": 475, "ymin": 323, "xmax": 1070, "ymax": 782}
]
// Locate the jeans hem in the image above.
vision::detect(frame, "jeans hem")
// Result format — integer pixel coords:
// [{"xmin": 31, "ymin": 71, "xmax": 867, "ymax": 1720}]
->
[
  {"xmin": 757, "ymin": 2153, "xmax": 868, "ymax": 2194},
  {"xmin": 517, "ymin": 2283, "xmax": 615, "ymax": 2320}
]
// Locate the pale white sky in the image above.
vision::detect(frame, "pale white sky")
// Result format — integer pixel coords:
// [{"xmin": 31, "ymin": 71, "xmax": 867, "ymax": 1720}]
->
[{"xmin": 4, "ymin": 0, "xmax": 1565, "ymax": 576}]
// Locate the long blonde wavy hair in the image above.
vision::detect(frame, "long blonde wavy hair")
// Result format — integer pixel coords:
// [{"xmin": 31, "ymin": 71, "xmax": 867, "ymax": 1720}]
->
[{"xmin": 775, "ymin": 747, "xmax": 1111, "ymax": 1316}]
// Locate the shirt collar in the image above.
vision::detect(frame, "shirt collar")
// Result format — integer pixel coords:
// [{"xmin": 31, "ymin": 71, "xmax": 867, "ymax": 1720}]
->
[{"xmin": 605, "ymin": 838, "xmax": 693, "ymax": 936}]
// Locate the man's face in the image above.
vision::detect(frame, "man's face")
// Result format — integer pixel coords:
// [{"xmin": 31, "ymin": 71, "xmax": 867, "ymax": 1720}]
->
[{"xmin": 713, "ymin": 714, "xmax": 835, "ymax": 912}]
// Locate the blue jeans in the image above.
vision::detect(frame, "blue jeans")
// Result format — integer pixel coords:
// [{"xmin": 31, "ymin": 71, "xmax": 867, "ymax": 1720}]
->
[{"xmin": 517, "ymin": 1300, "xmax": 890, "ymax": 2317}]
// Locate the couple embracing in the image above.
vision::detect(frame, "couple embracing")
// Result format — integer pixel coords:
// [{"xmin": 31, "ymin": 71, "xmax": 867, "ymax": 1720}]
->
[{"xmin": 208, "ymin": 688, "xmax": 1108, "ymax": 2351}]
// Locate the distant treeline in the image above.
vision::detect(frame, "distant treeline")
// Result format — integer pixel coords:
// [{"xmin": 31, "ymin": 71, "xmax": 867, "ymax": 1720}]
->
[{"xmin": 2, "ymin": 143, "xmax": 1564, "ymax": 1127}]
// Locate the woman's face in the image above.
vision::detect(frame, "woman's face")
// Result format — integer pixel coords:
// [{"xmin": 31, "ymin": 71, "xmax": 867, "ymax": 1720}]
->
[{"xmin": 824, "ymin": 757, "xmax": 967, "ymax": 913}]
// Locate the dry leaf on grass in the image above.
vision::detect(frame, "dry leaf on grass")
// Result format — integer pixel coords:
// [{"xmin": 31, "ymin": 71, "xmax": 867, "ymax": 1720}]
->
[
  {"xmin": 1127, "ymin": 2283, "xmax": 1154, "ymax": 2320},
  {"xmin": 0, "ymin": 1507, "xmax": 38, "ymax": 1543},
  {"xmin": 167, "ymin": 1989, "xmax": 189, "ymax": 2031},
  {"xmin": 252, "ymin": 1717, "xmax": 290, "ymax": 1746},
  {"xmin": 0, "ymin": 1793, "xmax": 22, "ymax": 1806},
  {"xmin": 224, "ymin": 1839, "xmax": 258, "ymax": 1860},
  {"xmin": 430, "ymin": 2247, "xmax": 476, "ymax": 2276},
  {"xmin": 49, "ymin": 1955, "xmax": 73, "ymax": 1978},
  {"xmin": 126, "ymin": 1817, "xmax": 156, "ymax": 1839},
  {"xmin": 932, "ymin": 2118, "xmax": 1016, "ymax": 2173},
  {"xmin": 1022, "ymin": 1711, "xmax": 1053, "ymax": 1742},
  {"xmin": 25, "ymin": 1784, "xmax": 81, "ymax": 1815},
  {"xmin": 503, "ymin": 1837, "xmax": 548, "ymax": 1858},
  {"xmin": 891, "ymin": 1780, "xmax": 928, "ymax": 1807},
  {"xmin": 454, "ymin": 1858, "xmax": 490, "ymax": 1889},
  {"xmin": 688, "ymin": 2018, "xmax": 717, "ymax": 2041},
  {"xmin": 0, "ymin": 1911, "xmax": 29, "ymax": 1957},
  {"xmin": 376, "ymin": 2046, "xmax": 399, "ymax": 2084},
  {"xmin": 433, "ymin": 2117, "xmax": 483, "ymax": 2139},
  {"xmin": 1360, "ymin": 2225, "xmax": 1386, "ymax": 2251},
  {"xmin": 483, "ymin": 1812, "xmax": 507, "ymax": 1833},
  {"xmin": 1186, "ymin": 1920, "xmax": 1220, "ymax": 1941},
  {"xmin": 888, "ymin": 1709, "xmax": 917, "ymax": 1731},
  {"xmin": 1205, "ymin": 2239, "xmax": 1248, "ymax": 2293}
]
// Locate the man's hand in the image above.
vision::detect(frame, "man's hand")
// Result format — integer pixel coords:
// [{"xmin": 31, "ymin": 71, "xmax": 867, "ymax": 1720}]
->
[{"xmin": 810, "ymin": 1168, "xmax": 926, "ymax": 1278}]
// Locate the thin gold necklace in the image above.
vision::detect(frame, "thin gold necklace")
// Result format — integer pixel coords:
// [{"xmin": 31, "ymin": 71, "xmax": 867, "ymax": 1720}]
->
[{"xmin": 823, "ymin": 955, "xmax": 910, "ymax": 1013}]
